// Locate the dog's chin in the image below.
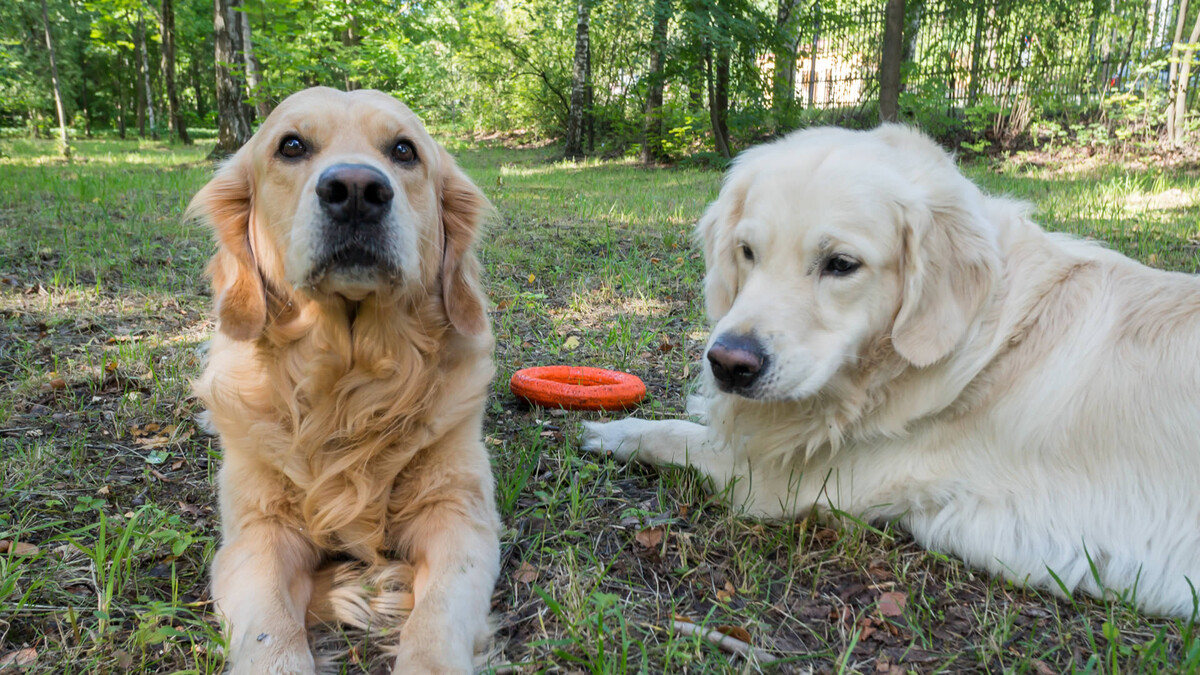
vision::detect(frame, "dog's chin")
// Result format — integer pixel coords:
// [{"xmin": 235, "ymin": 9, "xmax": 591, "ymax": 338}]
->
[{"xmin": 303, "ymin": 252, "xmax": 400, "ymax": 302}]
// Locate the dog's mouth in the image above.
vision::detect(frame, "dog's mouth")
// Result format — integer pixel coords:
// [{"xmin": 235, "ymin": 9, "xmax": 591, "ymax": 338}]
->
[{"xmin": 305, "ymin": 243, "xmax": 401, "ymax": 300}]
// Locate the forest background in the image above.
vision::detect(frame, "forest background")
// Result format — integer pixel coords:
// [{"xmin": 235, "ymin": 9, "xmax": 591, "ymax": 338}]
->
[{"xmin": 5, "ymin": 0, "xmax": 1200, "ymax": 161}]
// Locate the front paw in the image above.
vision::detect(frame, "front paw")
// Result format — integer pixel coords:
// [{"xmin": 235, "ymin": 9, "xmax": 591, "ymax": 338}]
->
[
  {"xmin": 391, "ymin": 641, "xmax": 473, "ymax": 675},
  {"xmin": 581, "ymin": 418, "xmax": 652, "ymax": 463},
  {"xmin": 225, "ymin": 631, "xmax": 315, "ymax": 675}
]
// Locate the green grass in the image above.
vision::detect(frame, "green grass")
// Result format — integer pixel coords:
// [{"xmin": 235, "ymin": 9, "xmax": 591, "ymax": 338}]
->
[{"xmin": 1, "ymin": 135, "xmax": 1198, "ymax": 673}]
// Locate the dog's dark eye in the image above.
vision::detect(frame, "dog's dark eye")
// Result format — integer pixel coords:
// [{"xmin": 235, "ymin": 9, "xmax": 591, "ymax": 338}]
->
[
  {"xmin": 740, "ymin": 244, "xmax": 755, "ymax": 263},
  {"xmin": 391, "ymin": 140, "xmax": 417, "ymax": 163},
  {"xmin": 278, "ymin": 135, "xmax": 307, "ymax": 159},
  {"xmin": 823, "ymin": 254, "xmax": 861, "ymax": 277}
]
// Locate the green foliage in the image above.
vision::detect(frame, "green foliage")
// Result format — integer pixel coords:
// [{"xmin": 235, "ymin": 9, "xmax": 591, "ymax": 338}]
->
[{"xmin": 2, "ymin": 0, "xmax": 1197, "ymax": 158}]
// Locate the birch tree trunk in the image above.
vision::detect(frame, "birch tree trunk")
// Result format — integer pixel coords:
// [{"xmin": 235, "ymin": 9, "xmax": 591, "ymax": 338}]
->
[
  {"xmin": 1168, "ymin": 7, "xmax": 1200, "ymax": 146},
  {"xmin": 39, "ymin": 0, "xmax": 70, "ymax": 158},
  {"xmin": 138, "ymin": 15, "xmax": 158, "ymax": 139},
  {"xmin": 1166, "ymin": 0, "xmax": 1190, "ymax": 142},
  {"xmin": 564, "ymin": 0, "xmax": 590, "ymax": 159}
]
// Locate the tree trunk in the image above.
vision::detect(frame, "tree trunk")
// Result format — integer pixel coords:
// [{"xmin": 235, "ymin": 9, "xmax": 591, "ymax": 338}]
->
[
  {"xmin": 808, "ymin": 1, "xmax": 820, "ymax": 108},
  {"xmin": 1169, "ymin": 7, "xmax": 1200, "ymax": 145},
  {"xmin": 162, "ymin": 0, "xmax": 191, "ymax": 144},
  {"xmin": 773, "ymin": 0, "xmax": 801, "ymax": 115},
  {"xmin": 212, "ymin": 0, "xmax": 253, "ymax": 158},
  {"xmin": 39, "ymin": 0, "xmax": 70, "ymax": 158},
  {"xmin": 564, "ymin": 0, "xmax": 591, "ymax": 159},
  {"xmin": 239, "ymin": 5, "xmax": 269, "ymax": 119},
  {"xmin": 966, "ymin": 0, "xmax": 986, "ymax": 107},
  {"xmin": 641, "ymin": 0, "xmax": 671, "ymax": 163},
  {"xmin": 706, "ymin": 41, "xmax": 732, "ymax": 159},
  {"xmin": 1167, "ymin": 0, "xmax": 1191, "ymax": 142},
  {"xmin": 585, "ymin": 32, "xmax": 594, "ymax": 153},
  {"xmin": 880, "ymin": 0, "xmax": 906, "ymax": 122},
  {"xmin": 80, "ymin": 55, "xmax": 92, "ymax": 138},
  {"xmin": 138, "ymin": 15, "xmax": 158, "ymax": 139},
  {"xmin": 902, "ymin": 0, "xmax": 923, "ymax": 64},
  {"xmin": 190, "ymin": 55, "xmax": 206, "ymax": 120},
  {"xmin": 116, "ymin": 54, "xmax": 127, "ymax": 140}
]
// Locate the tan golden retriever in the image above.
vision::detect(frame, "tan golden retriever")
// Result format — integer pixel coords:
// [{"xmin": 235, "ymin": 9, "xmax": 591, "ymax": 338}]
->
[
  {"xmin": 585, "ymin": 125, "xmax": 1200, "ymax": 617},
  {"xmin": 190, "ymin": 87, "xmax": 499, "ymax": 674}
]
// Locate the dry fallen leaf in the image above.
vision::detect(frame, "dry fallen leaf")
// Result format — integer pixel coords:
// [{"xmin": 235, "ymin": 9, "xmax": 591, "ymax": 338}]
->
[
  {"xmin": 0, "ymin": 540, "xmax": 39, "ymax": 556},
  {"xmin": 514, "ymin": 561, "xmax": 539, "ymax": 584},
  {"xmin": 634, "ymin": 526, "xmax": 664, "ymax": 549},
  {"xmin": 135, "ymin": 435, "xmax": 170, "ymax": 448},
  {"xmin": 716, "ymin": 625, "xmax": 752, "ymax": 643},
  {"xmin": 878, "ymin": 591, "xmax": 908, "ymax": 617},
  {"xmin": 48, "ymin": 377, "xmax": 67, "ymax": 391},
  {"xmin": 1032, "ymin": 660, "xmax": 1056, "ymax": 675},
  {"xmin": 0, "ymin": 647, "xmax": 37, "ymax": 667},
  {"xmin": 562, "ymin": 336, "xmax": 581, "ymax": 351},
  {"xmin": 716, "ymin": 579, "xmax": 736, "ymax": 603},
  {"xmin": 857, "ymin": 617, "xmax": 877, "ymax": 641},
  {"xmin": 177, "ymin": 501, "xmax": 205, "ymax": 517}
]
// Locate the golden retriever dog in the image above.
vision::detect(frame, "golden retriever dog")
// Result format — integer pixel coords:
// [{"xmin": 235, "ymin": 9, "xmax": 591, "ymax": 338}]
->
[
  {"xmin": 189, "ymin": 87, "xmax": 499, "ymax": 674},
  {"xmin": 584, "ymin": 125, "xmax": 1200, "ymax": 618}
]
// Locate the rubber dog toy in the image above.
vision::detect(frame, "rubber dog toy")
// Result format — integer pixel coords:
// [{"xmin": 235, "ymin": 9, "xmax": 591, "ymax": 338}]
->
[{"xmin": 509, "ymin": 366, "xmax": 646, "ymax": 411}]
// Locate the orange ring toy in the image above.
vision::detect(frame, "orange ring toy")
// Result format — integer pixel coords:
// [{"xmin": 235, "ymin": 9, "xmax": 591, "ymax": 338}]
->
[{"xmin": 509, "ymin": 366, "xmax": 646, "ymax": 411}]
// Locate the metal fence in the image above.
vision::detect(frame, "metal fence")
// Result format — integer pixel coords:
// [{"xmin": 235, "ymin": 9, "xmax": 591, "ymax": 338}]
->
[{"xmin": 791, "ymin": 0, "xmax": 1191, "ymax": 112}]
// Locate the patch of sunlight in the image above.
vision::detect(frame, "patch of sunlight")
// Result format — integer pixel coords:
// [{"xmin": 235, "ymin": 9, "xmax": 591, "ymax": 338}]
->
[
  {"xmin": 565, "ymin": 286, "xmax": 673, "ymax": 328},
  {"xmin": 499, "ymin": 156, "xmax": 639, "ymax": 177},
  {"xmin": 1124, "ymin": 188, "xmax": 1195, "ymax": 213}
]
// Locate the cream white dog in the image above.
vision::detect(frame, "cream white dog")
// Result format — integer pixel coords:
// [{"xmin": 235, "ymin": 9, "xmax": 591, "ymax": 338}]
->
[{"xmin": 584, "ymin": 125, "xmax": 1200, "ymax": 618}]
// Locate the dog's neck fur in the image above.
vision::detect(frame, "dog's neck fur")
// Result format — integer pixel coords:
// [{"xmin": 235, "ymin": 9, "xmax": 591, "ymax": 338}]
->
[
  {"xmin": 710, "ymin": 202, "xmax": 1097, "ymax": 471},
  {"xmin": 255, "ymin": 289, "xmax": 456, "ymax": 559}
]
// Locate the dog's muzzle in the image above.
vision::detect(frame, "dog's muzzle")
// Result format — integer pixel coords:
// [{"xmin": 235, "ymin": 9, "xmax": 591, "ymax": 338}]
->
[{"xmin": 314, "ymin": 163, "xmax": 396, "ymax": 273}]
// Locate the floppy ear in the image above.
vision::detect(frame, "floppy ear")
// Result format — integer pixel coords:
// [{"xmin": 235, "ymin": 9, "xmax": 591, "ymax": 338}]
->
[
  {"xmin": 697, "ymin": 189, "xmax": 744, "ymax": 321},
  {"xmin": 187, "ymin": 152, "xmax": 265, "ymax": 341},
  {"xmin": 891, "ymin": 201, "xmax": 998, "ymax": 367},
  {"xmin": 437, "ymin": 148, "xmax": 491, "ymax": 336}
]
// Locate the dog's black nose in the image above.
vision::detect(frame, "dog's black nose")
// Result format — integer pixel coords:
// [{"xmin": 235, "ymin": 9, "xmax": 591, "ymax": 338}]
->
[
  {"xmin": 707, "ymin": 334, "xmax": 767, "ymax": 392},
  {"xmin": 316, "ymin": 163, "xmax": 394, "ymax": 225}
]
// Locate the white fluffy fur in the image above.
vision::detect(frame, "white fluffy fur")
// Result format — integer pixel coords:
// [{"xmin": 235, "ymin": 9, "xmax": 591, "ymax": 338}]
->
[{"xmin": 584, "ymin": 125, "xmax": 1200, "ymax": 618}]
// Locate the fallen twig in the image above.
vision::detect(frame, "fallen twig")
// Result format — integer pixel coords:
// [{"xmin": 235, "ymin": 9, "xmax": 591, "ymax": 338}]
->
[{"xmin": 671, "ymin": 620, "xmax": 778, "ymax": 664}]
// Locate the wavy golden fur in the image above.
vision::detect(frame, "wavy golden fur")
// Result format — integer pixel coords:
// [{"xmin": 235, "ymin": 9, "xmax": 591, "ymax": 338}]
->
[{"xmin": 190, "ymin": 88, "xmax": 499, "ymax": 674}]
